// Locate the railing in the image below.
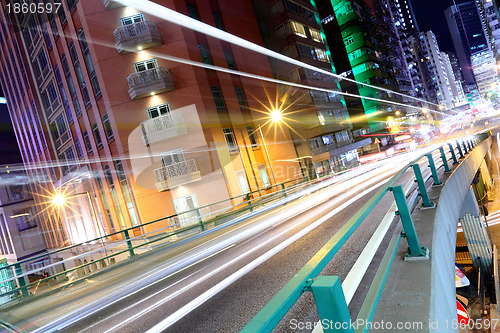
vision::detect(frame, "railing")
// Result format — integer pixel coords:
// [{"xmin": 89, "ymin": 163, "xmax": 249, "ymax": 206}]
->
[
  {"xmin": 127, "ymin": 67, "xmax": 171, "ymax": 89},
  {"xmin": 0, "ymin": 135, "xmax": 486, "ymax": 305},
  {"xmin": 113, "ymin": 21, "xmax": 158, "ymax": 43},
  {"xmin": 0, "ymin": 173, "xmax": 315, "ymax": 301},
  {"xmin": 141, "ymin": 113, "xmax": 184, "ymax": 145},
  {"xmin": 153, "ymin": 159, "xmax": 198, "ymax": 183},
  {"xmin": 241, "ymin": 133, "xmax": 489, "ymax": 332}
]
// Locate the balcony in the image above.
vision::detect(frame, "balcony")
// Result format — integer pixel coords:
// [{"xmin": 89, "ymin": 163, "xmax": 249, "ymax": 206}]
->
[
  {"xmin": 127, "ymin": 67, "xmax": 174, "ymax": 100},
  {"xmin": 154, "ymin": 159, "xmax": 201, "ymax": 191},
  {"xmin": 114, "ymin": 21, "xmax": 161, "ymax": 54},
  {"xmin": 102, "ymin": 0, "xmax": 124, "ymax": 9},
  {"xmin": 140, "ymin": 113, "xmax": 187, "ymax": 145}
]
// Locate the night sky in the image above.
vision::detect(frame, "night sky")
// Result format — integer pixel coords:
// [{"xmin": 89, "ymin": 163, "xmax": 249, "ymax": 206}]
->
[
  {"xmin": 0, "ymin": 87, "xmax": 22, "ymax": 165},
  {"xmin": 411, "ymin": 0, "xmax": 472, "ymax": 54}
]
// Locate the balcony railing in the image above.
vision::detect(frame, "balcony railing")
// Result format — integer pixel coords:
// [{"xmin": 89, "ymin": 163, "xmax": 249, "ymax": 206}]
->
[
  {"xmin": 102, "ymin": 0, "xmax": 124, "ymax": 9},
  {"xmin": 114, "ymin": 21, "xmax": 161, "ymax": 54},
  {"xmin": 154, "ymin": 159, "xmax": 201, "ymax": 190},
  {"xmin": 141, "ymin": 113, "xmax": 186, "ymax": 145},
  {"xmin": 127, "ymin": 67, "xmax": 174, "ymax": 100}
]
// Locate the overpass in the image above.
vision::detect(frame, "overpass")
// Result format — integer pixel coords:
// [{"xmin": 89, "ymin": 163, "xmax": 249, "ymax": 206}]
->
[
  {"xmin": 242, "ymin": 132, "xmax": 494, "ymax": 333},
  {"xmin": 0, "ymin": 132, "xmax": 495, "ymax": 332}
]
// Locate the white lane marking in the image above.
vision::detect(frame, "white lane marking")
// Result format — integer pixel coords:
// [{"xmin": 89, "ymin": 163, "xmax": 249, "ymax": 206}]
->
[{"xmin": 142, "ymin": 181, "xmax": 387, "ymax": 333}]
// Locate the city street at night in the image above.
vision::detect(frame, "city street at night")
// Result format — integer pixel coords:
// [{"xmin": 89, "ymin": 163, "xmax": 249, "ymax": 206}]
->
[{"xmin": 0, "ymin": 0, "xmax": 500, "ymax": 332}]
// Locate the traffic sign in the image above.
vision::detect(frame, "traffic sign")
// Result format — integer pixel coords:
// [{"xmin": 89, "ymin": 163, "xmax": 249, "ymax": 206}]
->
[
  {"xmin": 456, "ymin": 300, "xmax": 469, "ymax": 326},
  {"xmin": 374, "ymin": 138, "xmax": 381, "ymax": 144}
]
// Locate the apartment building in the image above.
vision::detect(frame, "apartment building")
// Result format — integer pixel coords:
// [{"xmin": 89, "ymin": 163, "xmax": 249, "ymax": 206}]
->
[{"xmin": 0, "ymin": 0, "xmax": 301, "ymax": 247}]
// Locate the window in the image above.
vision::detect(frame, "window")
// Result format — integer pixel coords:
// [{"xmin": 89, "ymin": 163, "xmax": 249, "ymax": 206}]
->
[
  {"xmin": 75, "ymin": 137, "xmax": 84, "ymax": 158},
  {"xmin": 335, "ymin": 131, "xmax": 350, "ymax": 143},
  {"xmin": 14, "ymin": 209, "xmax": 36, "ymax": 232},
  {"xmin": 234, "ymin": 86, "xmax": 248, "ymax": 110},
  {"xmin": 186, "ymin": 3, "xmax": 200, "ymax": 20},
  {"xmin": 147, "ymin": 103, "xmax": 171, "ymax": 118},
  {"xmin": 33, "ymin": 48, "xmax": 50, "ymax": 83},
  {"xmin": 223, "ymin": 128, "xmax": 238, "ymax": 153},
  {"xmin": 246, "ymin": 126, "xmax": 258, "ymax": 148},
  {"xmin": 317, "ymin": 112, "xmax": 326, "ymax": 125},
  {"xmin": 92, "ymin": 123, "xmax": 103, "ymax": 148},
  {"xmin": 67, "ymin": 0, "xmax": 77, "ymax": 11},
  {"xmin": 315, "ymin": 48, "xmax": 330, "ymax": 62},
  {"xmin": 211, "ymin": 86, "xmax": 226, "ymax": 111},
  {"xmin": 236, "ymin": 170, "xmax": 250, "ymax": 194},
  {"xmin": 49, "ymin": 114, "xmax": 68, "ymax": 142},
  {"xmin": 290, "ymin": 21, "xmax": 306, "ymax": 38},
  {"xmin": 223, "ymin": 48, "xmax": 236, "ymax": 70},
  {"xmin": 69, "ymin": 41, "xmax": 91, "ymax": 106},
  {"xmin": 344, "ymin": 36, "xmax": 355, "ymax": 46},
  {"xmin": 198, "ymin": 44, "xmax": 213, "ymax": 65},
  {"xmin": 58, "ymin": 3, "xmax": 67, "ymax": 25},
  {"xmin": 133, "ymin": 58, "xmax": 158, "ymax": 72},
  {"xmin": 102, "ymin": 114, "xmax": 114, "ymax": 140},
  {"xmin": 161, "ymin": 149, "xmax": 185, "ymax": 166},
  {"xmin": 61, "ymin": 53, "xmax": 82, "ymax": 116},
  {"xmin": 322, "ymin": 134, "xmax": 334, "ymax": 146},
  {"xmin": 259, "ymin": 165, "xmax": 271, "ymax": 187},
  {"xmin": 115, "ymin": 160, "xmax": 140, "ymax": 226},
  {"xmin": 78, "ymin": 28, "xmax": 100, "ymax": 97},
  {"xmin": 309, "ymin": 28, "xmax": 323, "ymax": 43},
  {"xmin": 82, "ymin": 130, "xmax": 93, "ymax": 154},
  {"xmin": 212, "ymin": 11, "xmax": 225, "ymax": 30},
  {"xmin": 54, "ymin": 65, "xmax": 72, "ymax": 124},
  {"xmin": 120, "ymin": 13, "xmax": 144, "ymax": 26}
]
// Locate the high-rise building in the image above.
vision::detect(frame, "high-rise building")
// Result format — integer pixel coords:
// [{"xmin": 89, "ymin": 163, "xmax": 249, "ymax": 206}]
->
[
  {"xmin": 414, "ymin": 31, "xmax": 455, "ymax": 110},
  {"xmin": 471, "ymin": 49, "xmax": 498, "ymax": 98},
  {"xmin": 0, "ymin": 0, "xmax": 302, "ymax": 248},
  {"xmin": 393, "ymin": 0, "xmax": 419, "ymax": 35},
  {"xmin": 251, "ymin": 0, "xmax": 367, "ymax": 176},
  {"xmin": 316, "ymin": 0, "xmax": 411, "ymax": 136},
  {"xmin": 476, "ymin": 0, "xmax": 500, "ymax": 58},
  {"xmin": 442, "ymin": 52, "xmax": 467, "ymax": 107},
  {"xmin": 445, "ymin": 2, "xmax": 490, "ymax": 86}
]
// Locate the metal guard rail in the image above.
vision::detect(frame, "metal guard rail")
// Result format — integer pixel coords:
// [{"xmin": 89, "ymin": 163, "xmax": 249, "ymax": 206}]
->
[
  {"xmin": 241, "ymin": 133, "xmax": 489, "ymax": 332},
  {"xmin": 0, "ymin": 174, "xmax": 316, "ymax": 298}
]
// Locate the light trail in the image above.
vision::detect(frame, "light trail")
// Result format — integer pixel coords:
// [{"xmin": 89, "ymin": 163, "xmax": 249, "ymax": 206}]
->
[
  {"xmin": 32, "ymin": 154, "xmax": 412, "ymax": 333},
  {"xmin": 143, "ymin": 177, "xmax": 394, "ymax": 332}
]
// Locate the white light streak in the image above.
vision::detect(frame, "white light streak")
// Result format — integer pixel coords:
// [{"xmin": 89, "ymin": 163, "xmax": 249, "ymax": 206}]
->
[{"xmin": 121, "ymin": 0, "xmax": 441, "ymax": 109}]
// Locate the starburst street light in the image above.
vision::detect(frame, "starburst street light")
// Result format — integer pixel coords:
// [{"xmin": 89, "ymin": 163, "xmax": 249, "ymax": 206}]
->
[{"xmin": 270, "ymin": 109, "xmax": 283, "ymax": 123}]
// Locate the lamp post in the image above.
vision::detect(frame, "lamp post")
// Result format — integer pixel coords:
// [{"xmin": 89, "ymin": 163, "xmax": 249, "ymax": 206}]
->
[{"xmin": 258, "ymin": 108, "xmax": 284, "ymax": 187}]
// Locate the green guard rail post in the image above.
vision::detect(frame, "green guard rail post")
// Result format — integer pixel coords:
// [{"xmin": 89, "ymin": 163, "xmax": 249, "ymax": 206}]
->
[
  {"xmin": 462, "ymin": 140, "xmax": 468, "ymax": 153},
  {"xmin": 411, "ymin": 164, "xmax": 433, "ymax": 207},
  {"xmin": 391, "ymin": 185, "xmax": 426, "ymax": 257},
  {"xmin": 246, "ymin": 193, "xmax": 253, "ymax": 212},
  {"xmin": 426, "ymin": 154, "xmax": 442, "ymax": 185},
  {"xmin": 14, "ymin": 263, "xmax": 28, "ymax": 297},
  {"xmin": 197, "ymin": 208, "xmax": 205, "ymax": 232},
  {"xmin": 281, "ymin": 183, "xmax": 287, "ymax": 198},
  {"xmin": 123, "ymin": 230, "xmax": 135, "ymax": 257},
  {"xmin": 310, "ymin": 276, "xmax": 354, "ymax": 333},
  {"xmin": 456, "ymin": 140, "xmax": 464, "ymax": 158},
  {"xmin": 448, "ymin": 143, "xmax": 458, "ymax": 164},
  {"xmin": 439, "ymin": 147, "xmax": 450, "ymax": 172}
]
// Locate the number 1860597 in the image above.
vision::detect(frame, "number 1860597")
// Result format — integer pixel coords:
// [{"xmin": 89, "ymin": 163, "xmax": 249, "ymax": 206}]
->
[{"xmin": 6, "ymin": 2, "xmax": 62, "ymax": 14}]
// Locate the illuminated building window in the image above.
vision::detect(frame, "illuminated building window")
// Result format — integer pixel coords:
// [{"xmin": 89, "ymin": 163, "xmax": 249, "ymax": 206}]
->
[{"xmin": 223, "ymin": 128, "xmax": 238, "ymax": 153}]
